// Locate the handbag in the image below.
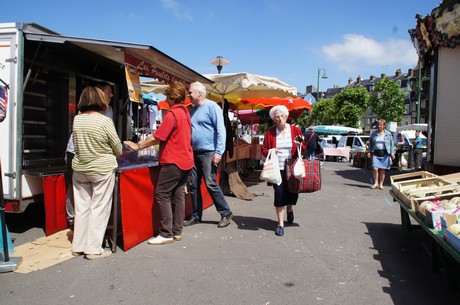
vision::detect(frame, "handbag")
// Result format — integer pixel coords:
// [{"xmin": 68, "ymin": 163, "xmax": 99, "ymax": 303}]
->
[
  {"xmin": 260, "ymin": 148, "xmax": 282, "ymax": 185},
  {"xmin": 293, "ymin": 144, "xmax": 306, "ymax": 179},
  {"xmin": 315, "ymin": 144, "xmax": 323, "ymax": 155},
  {"xmin": 285, "ymin": 157, "xmax": 321, "ymax": 193},
  {"xmin": 373, "ymin": 149, "xmax": 386, "ymax": 157}
]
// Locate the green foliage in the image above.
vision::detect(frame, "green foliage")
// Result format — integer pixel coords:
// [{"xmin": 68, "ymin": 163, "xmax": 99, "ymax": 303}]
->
[
  {"xmin": 369, "ymin": 78, "xmax": 406, "ymax": 123},
  {"xmin": 256, "ymin": 122, "xmax": 272, "ymax": 134},
  {"xmin": 333, "ymin": 87, "xmax": 369, "ymax": 128},
  {"xmin": 294, "ymin": 98, "xmax": 336, "ymax": 128}
]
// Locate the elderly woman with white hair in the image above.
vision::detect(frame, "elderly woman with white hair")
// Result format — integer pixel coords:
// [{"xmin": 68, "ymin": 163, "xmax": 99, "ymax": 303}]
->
[{"xmin": 262, "ymin": 105, "xmax": 304, "ymax": 236}]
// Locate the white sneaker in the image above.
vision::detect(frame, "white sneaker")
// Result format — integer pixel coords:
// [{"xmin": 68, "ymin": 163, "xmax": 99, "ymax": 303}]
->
[{"xmin": 148, "ymin": 235, "xmax": 174, "ymax": 245}]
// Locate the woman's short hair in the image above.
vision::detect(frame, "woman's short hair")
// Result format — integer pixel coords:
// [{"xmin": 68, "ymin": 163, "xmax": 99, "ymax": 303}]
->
[
  {"xmin": 165, "ymin": 82, "xmax": 187, "ymax": 104},
  {"xmin": 269, "ymin": 105, "xmax": 289, "ymax": 120},
  {"xmin": 190, "ymin": 81, "xmax": 206, "ymax": 97},
  {"xmin": 377, "ymin": 118, "xmax": 386, "ymax": 126},
  {"xmin": 77, "ymin": 86, "xmax": 108, "ymax": 113}
]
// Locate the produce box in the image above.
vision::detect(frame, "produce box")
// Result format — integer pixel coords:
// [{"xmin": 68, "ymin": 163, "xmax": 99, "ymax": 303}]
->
[
  {"xmin": 390, "ymin": 171, "xmax": 438, "ymax": 190},
  {"xmin": 393, "ymin": 176, "xmax": 454, "ymax": 208},
  {"xmin": 413, "ymin": 193, "xmax": 460, "ymax": 229},
  {"xmin": 407, "ymin": 184, "xmax": 460, "ymax": 209},
  {"xmin": 441, "ymin": 214, "xmax": 459, "ymax": 240},
  {"xmin": 445, "ymin": 227, "xmax": 460, "ymax": 253}
]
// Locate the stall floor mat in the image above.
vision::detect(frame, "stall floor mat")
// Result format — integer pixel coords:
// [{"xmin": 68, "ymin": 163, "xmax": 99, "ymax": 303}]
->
[{"xmin": 13, "ymin": 229, "xmax": 74, "ymax": 274}]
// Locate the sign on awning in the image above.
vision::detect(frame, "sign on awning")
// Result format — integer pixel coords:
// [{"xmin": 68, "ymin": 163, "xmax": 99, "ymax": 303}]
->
[
  {"xmin": 124, "ymin": 52, "xmax": 189, "ymax": 87},
  {"xmin": 125, "ymin": 64, "xmax": 143, "ymax": 103}
]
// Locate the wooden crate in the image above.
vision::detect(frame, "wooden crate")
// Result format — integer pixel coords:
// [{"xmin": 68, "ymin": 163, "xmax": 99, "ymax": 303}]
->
[
  {"xmin": 393, "ymin": 176, "xmax": 454, "ymax": 208},
  {"xmin": 407, "ymin": 184, "xmax": 460, "ymax": 209},
  {"xmin": 390, "ymin": 171, "xmax": 438, "ymax": 194},
  {"xmin": 439, "ymin": 172, "xmax": 460, "ymax": 185}
]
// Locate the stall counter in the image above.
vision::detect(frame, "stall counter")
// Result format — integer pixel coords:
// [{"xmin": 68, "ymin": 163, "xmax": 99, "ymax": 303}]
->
[{"xmin": 112, "ymin": 162, "xmax": 215, "ymax": 251}]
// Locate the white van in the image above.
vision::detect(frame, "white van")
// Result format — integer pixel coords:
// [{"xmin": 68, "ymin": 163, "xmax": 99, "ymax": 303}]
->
[
  {"xmin": 319, "ymin": 135, "xmax": 342, "ymax": 148},
  {"xmin": 337, "ymin": 135, "xmax": 370, "ymax": 159}
]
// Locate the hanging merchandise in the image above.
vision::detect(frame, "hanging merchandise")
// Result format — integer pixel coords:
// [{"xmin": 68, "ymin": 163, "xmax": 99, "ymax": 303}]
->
[{"xmin": 125, "ymin": 64, "xmax": 143, "ymax": 103}]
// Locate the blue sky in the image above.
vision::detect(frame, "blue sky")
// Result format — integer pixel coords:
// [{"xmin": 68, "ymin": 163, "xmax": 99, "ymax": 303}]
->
[{"xmin": 2, "ymin": 0, "xmax": 440, "ymax": 94}]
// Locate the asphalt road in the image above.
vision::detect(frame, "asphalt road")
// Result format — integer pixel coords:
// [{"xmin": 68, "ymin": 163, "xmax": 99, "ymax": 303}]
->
[{"xmin": 2, "ymin": 161, "xmax": 459, "ymax": 305}]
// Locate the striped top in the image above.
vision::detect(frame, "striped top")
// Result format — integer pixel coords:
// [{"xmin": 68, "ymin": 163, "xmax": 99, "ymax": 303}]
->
[
  {"xmin": 72, "ymin": 112, "xmax": 122, "ymax": 175},
  {"xmin": 275, "ymin": 126, "xmax": 293, "ymax": 170}
]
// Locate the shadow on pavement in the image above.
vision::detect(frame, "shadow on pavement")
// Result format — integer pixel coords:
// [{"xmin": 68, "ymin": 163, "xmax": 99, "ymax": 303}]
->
[
  {"xmin": 333, "ymin": 167, "xmax": 404, "ymax": 187},
  {"xmin": 364, "ymin": 222, "xmax": 459, "ymax": 304},
  {"xmin": 5, "ymin": 202, "xmax": 45, "ymax": 234},
  {"xmin": 232, "ymin": 215, "xmax": 300, "ymax": 231}
]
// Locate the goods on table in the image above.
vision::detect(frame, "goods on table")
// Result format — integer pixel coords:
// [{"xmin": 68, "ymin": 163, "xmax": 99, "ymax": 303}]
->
[
  {"xmin": 413, "ymin": 193, "xmax": 460, "ymax": 229},
  {"xmin": 392, "ymin": 176, "xmax": 455, "ymax": 208},
  {"xmin": 448, "ymin": 224, "xmax": 460, "ymax": 236}
]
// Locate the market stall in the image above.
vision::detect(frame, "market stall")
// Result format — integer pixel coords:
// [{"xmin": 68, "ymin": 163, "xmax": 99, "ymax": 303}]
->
[
  {"xmin": 0, "ymin": 23, "xmax": 215, "ymax": 240},
  {"xmin": 322, "ymin": 147, "xmax": 351, "ymax": 161}
]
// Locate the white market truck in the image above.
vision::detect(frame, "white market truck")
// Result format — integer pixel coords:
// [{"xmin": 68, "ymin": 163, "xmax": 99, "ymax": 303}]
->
[{"xmin": 0, "ymin": 22, "xmax": 209, "ymax": 224}]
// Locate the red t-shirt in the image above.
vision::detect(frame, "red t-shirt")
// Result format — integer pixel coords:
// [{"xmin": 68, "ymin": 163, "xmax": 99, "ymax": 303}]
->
[{"xmin": 153, "ymin": 104, "xmax": 194, "ymax": 170}]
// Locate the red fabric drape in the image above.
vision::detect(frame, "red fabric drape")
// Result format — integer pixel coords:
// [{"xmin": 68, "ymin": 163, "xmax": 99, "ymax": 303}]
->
[{"xmin": 42, "ymin": 175, "xmax": 68, "ymax": 236}]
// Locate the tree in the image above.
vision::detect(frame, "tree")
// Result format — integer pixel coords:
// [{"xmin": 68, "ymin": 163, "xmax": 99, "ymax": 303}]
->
[
  {"xmin": 294, "ymin": 98, "xmax": 335, "ymax": 127},
  {"xmin": 369, "ymin": 78, "xmax": 406, "ymax": 123},
  {"xmin": 333, "ymin": 86, "xmax": 369, "ymax": 128}
]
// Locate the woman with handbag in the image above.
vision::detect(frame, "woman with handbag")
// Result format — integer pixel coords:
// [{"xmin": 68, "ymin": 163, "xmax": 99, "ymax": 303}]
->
[
  {"xmin": 367, "ymin": 119, "xmax": 395, "ymax": 190},
  {"xmin": 262, "ymin": 105, "xmax": 304, "ymax": 236}
]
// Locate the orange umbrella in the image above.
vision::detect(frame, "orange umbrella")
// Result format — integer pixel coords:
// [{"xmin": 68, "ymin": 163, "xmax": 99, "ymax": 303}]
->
[
  {"xmin": 241, "ymin": 96, "xmax": 312, "ymax": 111},
  {"xmin": 157, "ymin": 97, "xmax": 192, "ymax": 110}
]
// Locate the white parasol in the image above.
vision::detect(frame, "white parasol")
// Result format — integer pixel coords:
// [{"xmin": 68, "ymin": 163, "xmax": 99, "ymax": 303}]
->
[{"xmin": 203, "ymin": 72, "xmax": 297, "ymax": 103}]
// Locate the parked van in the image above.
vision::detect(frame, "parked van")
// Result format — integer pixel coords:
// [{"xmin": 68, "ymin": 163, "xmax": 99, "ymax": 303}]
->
[
  {"xmin": 319, "ymin": 135, "xmax": 342, "ymax": 148},
  {"xmin": 337, "ymin": 135, "xmax": 370, "ymax": 159}
]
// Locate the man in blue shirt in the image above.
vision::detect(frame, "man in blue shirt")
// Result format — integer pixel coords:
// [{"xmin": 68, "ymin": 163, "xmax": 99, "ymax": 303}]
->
[
  {"xmin": 412, "ymin": 130, "xmax": 423, "ymax": 170},
  {"xmin": 183, "ymin": 81, "xmax": 233, "ymax": 228}
]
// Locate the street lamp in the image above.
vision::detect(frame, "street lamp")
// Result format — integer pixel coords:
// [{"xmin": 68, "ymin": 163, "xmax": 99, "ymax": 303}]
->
[
  {"xmin": 210, "ymin": 56, "xmax": 229, "ymax": 74},
  {"xmin": 408, "ymin": 68, "xmax": 429, "ymax": 124},
  {"xmin": 317, "ymin": 68, "xmax": 328, "ymax": 100}
]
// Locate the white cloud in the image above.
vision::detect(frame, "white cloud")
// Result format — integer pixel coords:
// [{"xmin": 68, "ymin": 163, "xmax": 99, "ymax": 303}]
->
[
  {"xmin": 321, "ymin": 34, "xmax": 418, "ymax": 73},
  {"xmin": 161, "ymin": 0, "xmax": 192, "ymax": 21}
]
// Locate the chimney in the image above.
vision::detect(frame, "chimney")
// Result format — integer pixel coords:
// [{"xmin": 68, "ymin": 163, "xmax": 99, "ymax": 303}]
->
[
  {"xmin": 370, "ymin": 75, "xmax": 376, "ymax": 81},
  {"xmin": 356, "ymin": 75, "xmax": 362, "ymax": 83},
  {"xmin": 395, "ymin": 68, "xmax": 402, "ymax": 77},
  {"xmin": 408, "ymin": 68, "xmax": 414, "ymax": 76},
  {"xmin": 381, "ymin": 73, "xmax": 386, "ymax": 79},
  {"xmin": 348, "ymin": 77, "xmax": 353, "ymax": 84}
]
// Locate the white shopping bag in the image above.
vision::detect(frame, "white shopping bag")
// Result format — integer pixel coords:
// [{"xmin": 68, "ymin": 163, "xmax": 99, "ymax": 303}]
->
[
  {"xmin": 260, "ymin": 148, "xmax": 282, "ymax": 185},
  {"xmin": 293, "ymin": 145, "xmax": 306, "ymax": 179}
]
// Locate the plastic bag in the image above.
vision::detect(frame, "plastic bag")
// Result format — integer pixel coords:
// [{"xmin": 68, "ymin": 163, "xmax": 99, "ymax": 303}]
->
[
  {"xmin": 293, "ymin": 158, "xmax": 306, "ymax": 179},
  {"xmin": 260, "ymin": 148, "xmax": 282, "ymax": 185},
  {"xmin": 293, "ymin": 143, "xmax": 306, "ymax": 179}
]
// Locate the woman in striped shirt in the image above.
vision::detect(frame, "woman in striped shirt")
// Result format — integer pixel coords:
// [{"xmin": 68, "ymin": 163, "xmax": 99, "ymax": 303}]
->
[{"xmin": 71, "ymin": 86, "xmax": 122, "ymax": 260}]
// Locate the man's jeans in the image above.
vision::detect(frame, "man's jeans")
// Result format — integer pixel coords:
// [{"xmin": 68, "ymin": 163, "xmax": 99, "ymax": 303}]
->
[{"xmin": 190, "ymin": 151, "xmax": 231, "ymax": 220}]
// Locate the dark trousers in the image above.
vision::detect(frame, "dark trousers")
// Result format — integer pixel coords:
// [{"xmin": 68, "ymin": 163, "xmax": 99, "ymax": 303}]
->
[
  {"xmin": 413, "ymin": 148, "xmax": 423, "ymax": 169},
  {"xmin": 155, "ymin": 164, "xmax": 190, "ymax": 238},
  {"xmin": 190, "ymin": 151, "xmax": 231, "ymax": 220},
  {"xmin": 66, "ymin": 152, "xmax": 75, "ymax": 223}
]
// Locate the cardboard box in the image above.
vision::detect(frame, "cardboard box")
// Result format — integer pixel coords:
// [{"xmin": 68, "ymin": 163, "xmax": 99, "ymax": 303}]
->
[
  {"xmin": 441, "ymin": 214, "xmax": 459, "ymax": 240},
  {"xmin": 445, "ymin": 227, "xmax": 460, "ymax": 253},
  {"xmin": 413, "ymin": 193, "xmax": 460, "ymax": 229}
]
